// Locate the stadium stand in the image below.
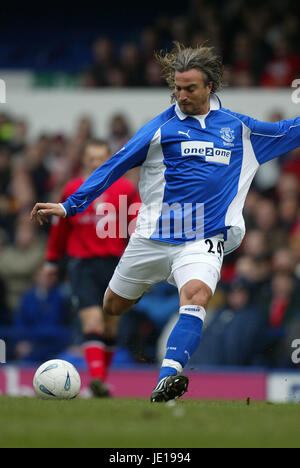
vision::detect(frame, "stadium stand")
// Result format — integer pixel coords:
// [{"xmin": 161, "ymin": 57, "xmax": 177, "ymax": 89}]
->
[
  {"xmin": 0, "ymin": 0, "xmax": 299, "ymax": 87},
  {"xmin": 0, "ymin": 0, "xmax": 299, "ymax": 370}
]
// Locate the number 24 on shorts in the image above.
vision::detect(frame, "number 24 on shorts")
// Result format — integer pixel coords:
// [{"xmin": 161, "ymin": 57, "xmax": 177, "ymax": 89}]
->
[{"xmin": 205, "ymin": 238, "xmax": 224, "ymax": 257}]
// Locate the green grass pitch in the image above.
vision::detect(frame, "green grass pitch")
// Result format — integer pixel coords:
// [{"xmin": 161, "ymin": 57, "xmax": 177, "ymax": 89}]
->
[{"xmin": 0, "ymin": 396, "xmax": 299, "ymax": 448}]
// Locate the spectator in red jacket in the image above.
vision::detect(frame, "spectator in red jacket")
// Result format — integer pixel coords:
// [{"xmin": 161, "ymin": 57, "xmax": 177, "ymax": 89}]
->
[{"xmin": 45, "ymin": 139, "xmax": 140, "ymax": 397}]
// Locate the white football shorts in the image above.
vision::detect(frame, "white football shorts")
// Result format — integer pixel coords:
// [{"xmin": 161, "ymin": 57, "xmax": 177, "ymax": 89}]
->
[{"xmin": 109, "ymin": 233, "xmax": 224, "ymax": 301}]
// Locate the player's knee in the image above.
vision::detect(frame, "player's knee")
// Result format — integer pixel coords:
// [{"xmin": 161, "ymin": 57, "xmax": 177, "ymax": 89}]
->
[{"xmin": 180, "ymin": 280, "xmax": 212, "ymax": 308}]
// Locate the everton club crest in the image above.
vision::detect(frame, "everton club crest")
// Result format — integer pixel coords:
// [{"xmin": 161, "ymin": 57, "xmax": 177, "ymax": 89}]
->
[{"xmin": 220, "ymin": 127, "xmax": 235, "ymax": 146}]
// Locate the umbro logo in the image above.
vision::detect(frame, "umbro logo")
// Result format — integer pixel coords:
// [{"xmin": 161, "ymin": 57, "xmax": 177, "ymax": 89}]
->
[{"xmin": 178, "ymin": 129, "xmax": 191, "ymax": 138}]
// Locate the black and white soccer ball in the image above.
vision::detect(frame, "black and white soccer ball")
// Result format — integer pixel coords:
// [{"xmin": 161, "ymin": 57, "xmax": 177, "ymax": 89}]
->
[{"xmin": 33, "ymin": 359, "xmax": 81, "ymax": 400}]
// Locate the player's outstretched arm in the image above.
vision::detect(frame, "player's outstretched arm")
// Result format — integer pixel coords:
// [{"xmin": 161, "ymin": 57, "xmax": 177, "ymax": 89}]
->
[{"xmin": 30, "ymin": 202, "xmax": 66, "ymax": 226}]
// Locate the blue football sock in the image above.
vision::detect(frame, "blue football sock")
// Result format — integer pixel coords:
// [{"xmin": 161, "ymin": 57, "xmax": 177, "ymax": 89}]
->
[{"xmin": 157, "ymin": 306, "xmax": 206, "ymax": 384}]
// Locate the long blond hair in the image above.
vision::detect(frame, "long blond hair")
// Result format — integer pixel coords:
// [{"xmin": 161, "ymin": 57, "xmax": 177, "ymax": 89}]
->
[{"xmin": 155, "ymin": 42, "xmax": 224, "ymax": 101}]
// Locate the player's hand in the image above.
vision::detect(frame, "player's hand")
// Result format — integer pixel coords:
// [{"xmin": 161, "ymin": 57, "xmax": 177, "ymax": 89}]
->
[{"xmin": 30, "ymin": 203, "xmax": 66, "ymax": 226}]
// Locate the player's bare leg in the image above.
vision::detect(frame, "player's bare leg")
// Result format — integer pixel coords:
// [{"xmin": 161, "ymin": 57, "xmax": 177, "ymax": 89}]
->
[
  {"xmin": 103, "ymin": 286, "xmax": 141, "ymax": 337},
  {"xmin": 80, "ymin": 305, "xmax": 118, "ymax": 398},
  {"xmin": 103, "ymin": 286, "xmax": 138, "ymax": 318},
  {"xmin": 83, "ymin": 288, "xmax": 140, "ymax": 398},
  {"xmin": 151, "ymin": 279, "xmax": 212, "ymax": 402}
]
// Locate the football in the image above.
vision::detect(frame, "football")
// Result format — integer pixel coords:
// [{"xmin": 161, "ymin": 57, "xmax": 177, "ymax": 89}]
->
[{"xmin": 33, "ymin": 359, "xmax": 81, "ymax": 400}]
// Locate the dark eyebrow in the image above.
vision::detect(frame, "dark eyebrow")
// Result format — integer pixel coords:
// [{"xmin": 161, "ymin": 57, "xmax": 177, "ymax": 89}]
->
[{"xmin": 175, "ymin": 83, "xmax": 197, "ymax": 90}]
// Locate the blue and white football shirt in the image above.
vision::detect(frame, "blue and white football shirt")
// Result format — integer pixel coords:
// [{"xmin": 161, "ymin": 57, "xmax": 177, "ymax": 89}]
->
[{"xmin": 62, "ymin": 94, "xmax": 300, "ymax": 255}]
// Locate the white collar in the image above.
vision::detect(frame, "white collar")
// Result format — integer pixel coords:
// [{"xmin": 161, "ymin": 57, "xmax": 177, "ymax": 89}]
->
[{"xmin": 175, "ymin": 93, "xmax": 221, "ymax": 121}]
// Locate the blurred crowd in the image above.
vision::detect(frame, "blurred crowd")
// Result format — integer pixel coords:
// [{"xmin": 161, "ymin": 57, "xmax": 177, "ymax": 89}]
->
[
  {"xmin": 0, "ymin": 105, "xmax": 300, "ymax": 371},
  {"xmin": 2, "ymin": 1, "xmax": 298, "ymax": 88},
  {"xmin": 82, "ymin": 0, "xmax": 300, "ymax": 88}
]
